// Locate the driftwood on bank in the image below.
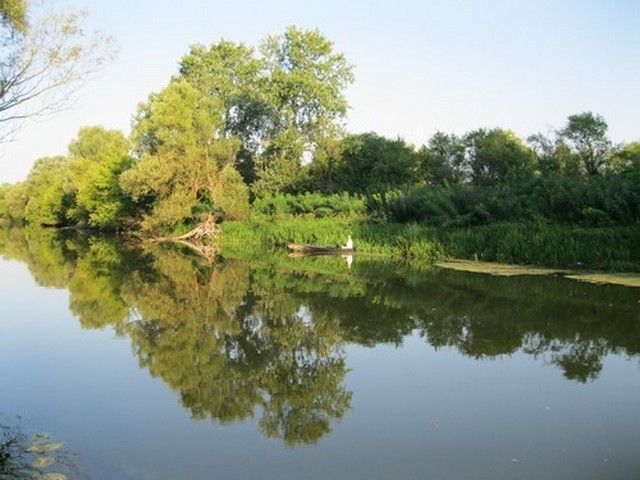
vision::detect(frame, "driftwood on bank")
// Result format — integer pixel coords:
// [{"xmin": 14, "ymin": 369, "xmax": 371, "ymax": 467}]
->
[
  {"xmin": 151, "ymin": 215, "xmax": 220, "ymax": 261},
  {"xmin": 173, "ymin": 215, "xmax": 220, "ymax": 242}
]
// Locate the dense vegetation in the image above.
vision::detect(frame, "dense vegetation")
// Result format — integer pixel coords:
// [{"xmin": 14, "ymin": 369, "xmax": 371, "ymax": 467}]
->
[
  {"xmin": 0, "ymin": 26, "xmax": 354, "ymax": 233},
  {"xmin": 1, "ymin": 27, "xmax": 639, "ymax": 268},
  {"xmin": 219, "ymin": 219, "xmax": 640, "ymax": 270}
]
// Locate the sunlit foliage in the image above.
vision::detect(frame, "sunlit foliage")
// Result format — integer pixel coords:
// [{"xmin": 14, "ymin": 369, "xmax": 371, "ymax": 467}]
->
[
  {"xmin": 66, "ymin": 126, "xmax": 134, "ymax": 228},
  {"xmin": 121, "ymin": 80, "xmax": 249, "ymax": 232}
]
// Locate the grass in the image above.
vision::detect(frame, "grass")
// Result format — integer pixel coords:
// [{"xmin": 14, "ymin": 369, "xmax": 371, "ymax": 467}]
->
[
  {"xmin": 220, "ymin": 218, "xmax": 640, "ymax": 272},
  {"xmin": 220, "ymin": 218, "xmax": 444, "ymax": 264},
  {"xmin": 435, "ymin": 222, "xmax": 640, "ymax": 270}
]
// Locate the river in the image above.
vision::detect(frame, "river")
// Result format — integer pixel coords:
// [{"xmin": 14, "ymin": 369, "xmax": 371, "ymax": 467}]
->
[{"xmin": 1, "ymin": 228, "xmax": 639, "ymax": 479}]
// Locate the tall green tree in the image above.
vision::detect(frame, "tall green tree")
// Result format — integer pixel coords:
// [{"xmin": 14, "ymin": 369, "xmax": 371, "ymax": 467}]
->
[
  {"xmin": 559, "ymin": 112, "xmax": 612, "ymax": 176},
  {"xmin": 66, "ymin": 126, "xmax": 133, "ymax": 229},
  {"xmin": 121, "ymin": 80, "xmax": 249, "ymax": 233},
  {"xmin": 252, "ymin": 26, "xmax": 354, "ymax": 196},
  {"xmin": 418, "ymin": 132, "xmax": 466, "ymax": 185},
  {"xmin": 464, "ymin": 129, "xmax": 536, "ymax": 185},
  {"xmin": 178, "ymin": 27, "xmax": 354, "ymax": 196},
  {"xmin": 22, "ymin": 156, "xmax": 72, "ymax": 226},
  {"xmin": 178, "ymin": 40, "xmax": 269, "ymax": 183}
]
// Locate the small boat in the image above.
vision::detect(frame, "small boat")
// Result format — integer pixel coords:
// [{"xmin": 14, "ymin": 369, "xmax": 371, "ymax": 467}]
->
[{"xmin": 287, "ymin": 243, "xmax": 355, "ymax": 254}]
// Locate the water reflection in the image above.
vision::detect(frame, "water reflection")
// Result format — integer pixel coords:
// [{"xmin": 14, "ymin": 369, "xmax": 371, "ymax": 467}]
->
[{"xmin": 1, "ymin": 227, "xmax": 639, "ymax": 445}]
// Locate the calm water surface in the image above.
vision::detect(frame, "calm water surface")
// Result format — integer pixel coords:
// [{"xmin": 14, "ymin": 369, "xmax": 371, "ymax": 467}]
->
[{"xmin": 1, "ymin": 229, "xmax": 640, "ymax": 479}]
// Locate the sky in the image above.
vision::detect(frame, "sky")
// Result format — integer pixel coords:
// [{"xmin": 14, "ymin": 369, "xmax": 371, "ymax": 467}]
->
[{"xmin": 1, "ymin": 0, "xmax": 639, "ymax": 183}]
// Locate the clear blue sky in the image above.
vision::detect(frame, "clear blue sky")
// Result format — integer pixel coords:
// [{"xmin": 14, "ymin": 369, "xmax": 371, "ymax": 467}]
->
[{"xmin": 1, "ymin": 0, "xmax": 638, "ymax": 182}]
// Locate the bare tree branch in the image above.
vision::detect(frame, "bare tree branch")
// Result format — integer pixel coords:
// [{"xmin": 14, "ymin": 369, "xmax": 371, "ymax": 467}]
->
[{"xmin": 0, "ymin": 5, "xmax": 117, "ymax": 141}]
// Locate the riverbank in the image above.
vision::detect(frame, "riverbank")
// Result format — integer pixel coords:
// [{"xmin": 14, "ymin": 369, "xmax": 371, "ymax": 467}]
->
[
  {"xmin": 435, "ymin": 259, "xmax": 640, "ymax": 288},
  {"xmin": 220, "ymin": 218, "xmax": 640, "ymax": 272}
]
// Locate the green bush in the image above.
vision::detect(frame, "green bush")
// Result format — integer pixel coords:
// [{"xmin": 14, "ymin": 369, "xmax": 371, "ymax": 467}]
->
[
  {"xmin": 367, "ymin": 172, "xmax": 640, "ymax": 227},
  {"xmin": 252, "ymin": 192, "xmax": 365, "ymax": 219}
]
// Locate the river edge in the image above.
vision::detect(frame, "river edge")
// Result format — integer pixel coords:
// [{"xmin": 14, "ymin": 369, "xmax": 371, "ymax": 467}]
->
[
  {"xmin": 4, "ymin": 224, "xmax": 640, "ymax": 288},
  {"xmin": 435, "ymin": 259, "xmax": 640, "ymax": 288}
]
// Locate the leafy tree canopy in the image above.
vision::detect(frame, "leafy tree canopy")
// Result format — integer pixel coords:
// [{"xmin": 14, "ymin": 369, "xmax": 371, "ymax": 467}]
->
[
  {"xmin": 179, "ymin": 27, "xmax": 354, "ymax": 196},
  {"xmin": 610, "ymin": 142, "xmax": 640, "ymax": 174},
  {"xmin": 121, "ymin": 80, "xmax": 249, "ymax": 232},
  {"xmin": 252, "ymin": 27, "xmax": 353, "ymax": 196},
  {"xmin": 22, "ymin": 156, "xmax": 71, "ymax": 226},
  {"xmin": 560, "ymin": 112, "xmax": 611, "ymax": 175},
  {"xmin": 66, "ymin": 126, "xmax": 134, "ymax": 228},
  {"xmin": 0, "ymin": 0, "xmax": 27, "ymax": 33},
  {"xmin": 418, "ymin": 132, "xmax": 467, "ymax": 186},
  {"xmin": 464, "ymin": 128, "xmax": 537, "ymax": 185}
]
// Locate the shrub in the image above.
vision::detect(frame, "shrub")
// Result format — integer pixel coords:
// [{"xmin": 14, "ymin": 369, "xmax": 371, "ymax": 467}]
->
[
  {"xmin": 252, "ymin": 192, "xmax": 365, "ymax": 219},
  {"xmin": 367, "ymin": 172, "xmax": 640, "ymax": 227}
]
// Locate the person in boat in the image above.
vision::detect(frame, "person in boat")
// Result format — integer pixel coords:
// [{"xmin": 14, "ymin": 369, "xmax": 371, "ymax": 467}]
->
[{"xmin": 343, "ymin": 235, "xmax": 353, "ymax": 250}]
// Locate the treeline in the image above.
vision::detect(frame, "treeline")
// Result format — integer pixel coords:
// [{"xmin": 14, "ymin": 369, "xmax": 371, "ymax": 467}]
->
[
  {"xmin": 0, "ymin": 26, "xmax": 354, "ymax": 234},
  {"xmin": 298, "ymin": 116, "xmax": 640, "ymax": 227},
  {"xmin": 1, "ymin": 26, "xmax": 639, "ymax": 235},
  {"xmin": 250, "ymin": 123, "xmax": 640, "ymax": 227}
]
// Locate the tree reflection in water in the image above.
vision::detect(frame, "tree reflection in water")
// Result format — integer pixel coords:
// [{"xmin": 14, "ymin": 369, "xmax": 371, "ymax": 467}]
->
[{"xmin": 1, "ymin": 227, "xmax": 639, "ymax": 445}]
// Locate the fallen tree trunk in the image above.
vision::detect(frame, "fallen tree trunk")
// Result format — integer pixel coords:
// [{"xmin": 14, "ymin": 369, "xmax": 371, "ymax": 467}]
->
[
  {"xmin": 174, "ymin": 215, "xmax": 219, "ymax": 242},
  {"xmin": 151, "ymin": 215, "xmax": 220, "ymax": 261}
]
